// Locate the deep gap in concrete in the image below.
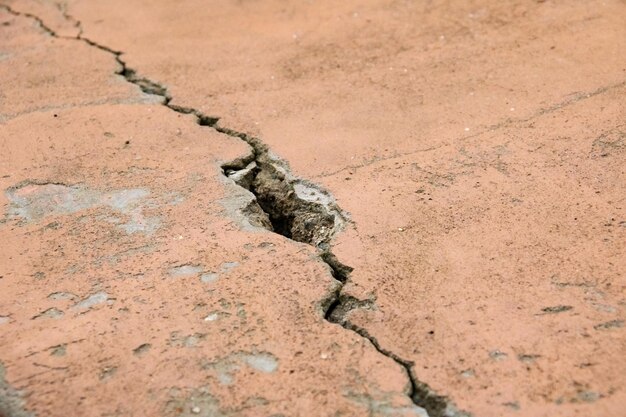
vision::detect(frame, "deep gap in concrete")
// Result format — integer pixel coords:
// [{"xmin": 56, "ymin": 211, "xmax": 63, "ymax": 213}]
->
[{"xmin": 0, "ymin": 5, "xmax": 469, "ymax": 416}]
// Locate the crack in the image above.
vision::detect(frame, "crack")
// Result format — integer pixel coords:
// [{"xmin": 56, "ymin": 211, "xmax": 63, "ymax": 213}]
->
[
  {"xmin": 0, "ymin": 4, "xmax": 55, "ymax": 35},
  {"xmin": 314, "ymin": 144, "xmax": 444, "ymax": 180},
  {"xmin": 1, "ymin": 4, "xmax": 471, "ymax": 417},
  {"xmin": 315, "ymin": 81, "xmax": 626, "ymax": 181},
  {"xmin": 326, "ymin": 296, "xmax": 470, "ymax": 417},
  {"xmin": 462, "ymin": 81, "xmax": 626, "ymax": 143},
  {"xmin": 221, "ymin": 131, "xmax": 349, "ymax": 251},
  {"xmin": 54, "ymin": 1, "xmax": 82, "ymax": 36}
]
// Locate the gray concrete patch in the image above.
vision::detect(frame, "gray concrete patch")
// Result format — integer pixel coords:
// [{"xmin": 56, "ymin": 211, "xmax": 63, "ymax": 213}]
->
[
  {"xmin": 0, "ymin": 362, "xmax": 34, "ymax": 417},
  {"xmin": 346, "ymin": 391, "xmax": 430, "ymax": 417},
  {"xmin": 165, "ymin": 387, "xmax": 226, "ymax": 417},
  {"xmin": 168, "ymin": 265, "xmax": 203, "ymax": 278},
  {"xmin": 72, "ymin": 291, "xmax": 109, "ymax": 310},
  {"xmin": 200, "ymin": 272, "xmax": 219, "ymax": 283},
  {"xmin": 48, "ymin": 291, "xmax": 77, "ymax": 301},
  {"xmin": 6, "ymin": 182, "xmax": 99, "ymax": 221},
  {"xmin": 199, "ymin": 262, "xmax": 239, "ymax": 284},
  {"xmin": 5, "ymin": 181, "xmax": 160, "ymax": 234},
  {"xmin": 238, "ymin": 352, "xmax": 278, "ymax": 373},
  {"xmin": 32, "ymin": 307, "xmax": 64, "ymax": 319},
  {"xmin": 202, "ymin": 351, "xmax": 279, "ymax": 386}
]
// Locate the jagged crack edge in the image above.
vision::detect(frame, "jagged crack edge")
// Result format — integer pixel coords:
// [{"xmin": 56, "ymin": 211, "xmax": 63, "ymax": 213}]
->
[{"xmin": 325, "ymin": 298, "xmax": 471, "ymax": 417}]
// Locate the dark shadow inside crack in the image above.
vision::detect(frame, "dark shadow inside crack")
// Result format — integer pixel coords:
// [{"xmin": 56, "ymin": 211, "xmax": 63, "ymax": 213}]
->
[{"xmin": 221, "ymin": 136, "xmax": 345, "ymax": 250}]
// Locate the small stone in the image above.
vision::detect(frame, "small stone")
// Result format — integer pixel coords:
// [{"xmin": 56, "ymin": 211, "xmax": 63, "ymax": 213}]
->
[{"xmin": 191, "ymin": 406, "xmax": 201, "ymax": 414}]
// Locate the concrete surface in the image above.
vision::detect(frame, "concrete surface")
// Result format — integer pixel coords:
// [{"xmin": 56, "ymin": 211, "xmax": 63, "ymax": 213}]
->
[{"xmin": 0, "ymin": 1, "xmax": 624, "ymax": 417}]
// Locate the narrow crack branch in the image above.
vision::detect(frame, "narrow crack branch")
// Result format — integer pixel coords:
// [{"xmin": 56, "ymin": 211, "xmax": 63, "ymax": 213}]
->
[
  {"xmin": 326, "ymin": 297, "xmax": 470, "ymax": 417},
  {"xmin": 0, "ymin": 4, "xmax": 55, "ymax": 35},
  {"xmin": 1, "ymin": 5, "xmax": 471, "ymax": 417},
  {"xmin": 54, "ymin": 1, "xmax": 83, "ymax": 36}
]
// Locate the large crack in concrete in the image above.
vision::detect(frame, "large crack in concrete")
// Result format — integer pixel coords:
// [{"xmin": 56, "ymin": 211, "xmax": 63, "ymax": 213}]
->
[{"xmin": 0, "ymin": 5, "xmax": 470, "ymax": 417}]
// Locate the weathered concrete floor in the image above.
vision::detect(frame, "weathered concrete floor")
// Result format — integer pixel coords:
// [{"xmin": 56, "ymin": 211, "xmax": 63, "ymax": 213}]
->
[{"xmin": 1, "ymin": 1, "xmax": 625, "ymax": 417}]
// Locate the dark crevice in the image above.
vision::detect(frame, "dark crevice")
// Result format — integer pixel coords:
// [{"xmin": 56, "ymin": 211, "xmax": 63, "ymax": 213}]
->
[
  {"xmin": 1, "ymin": 5, "xmax": 470, "ymax": 417},
  {"xmin": 325, "ymin": 297, "xmax": 470, "ymax": 417},
  {"xmin": 320, "ymin": 252, "xmax": 353, "ymax": 283},
  {"xmin": 0, "ymin": 5, "xmax": 56, "ymax": 36},
  {"xmin": 221, "ymin": 131, "xmax": 348, "ymax": 251},
  {"xmin": 120, "ymin": 68, "xmax": 170, "ymax": 99},
  {"xmin": 324, "ymin": 294, "xmax": 375, "ymax": 322}
]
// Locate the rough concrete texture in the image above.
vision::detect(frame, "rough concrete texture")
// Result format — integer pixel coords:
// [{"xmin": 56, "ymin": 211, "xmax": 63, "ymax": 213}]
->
[{"xmin": 0, "ymin": 1, "xmax": 625, "ymax": 417}]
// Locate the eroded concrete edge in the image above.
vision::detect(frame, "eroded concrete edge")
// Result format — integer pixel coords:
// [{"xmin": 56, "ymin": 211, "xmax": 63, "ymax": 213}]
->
[{"xmin": 0, "ymin": 4, "xmax": 469, "ymax": 416}]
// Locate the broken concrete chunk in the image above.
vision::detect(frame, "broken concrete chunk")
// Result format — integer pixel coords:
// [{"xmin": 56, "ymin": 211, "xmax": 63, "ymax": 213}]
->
[{"xmin": 227, "ymin": 161, "xmax": 257, "ymax": 189}]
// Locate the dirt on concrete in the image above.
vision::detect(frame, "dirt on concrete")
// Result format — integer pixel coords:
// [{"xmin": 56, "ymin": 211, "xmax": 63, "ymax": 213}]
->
[{"xmin": 0, "ymin": 1, "xmax": 625, "ymax": 417}]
